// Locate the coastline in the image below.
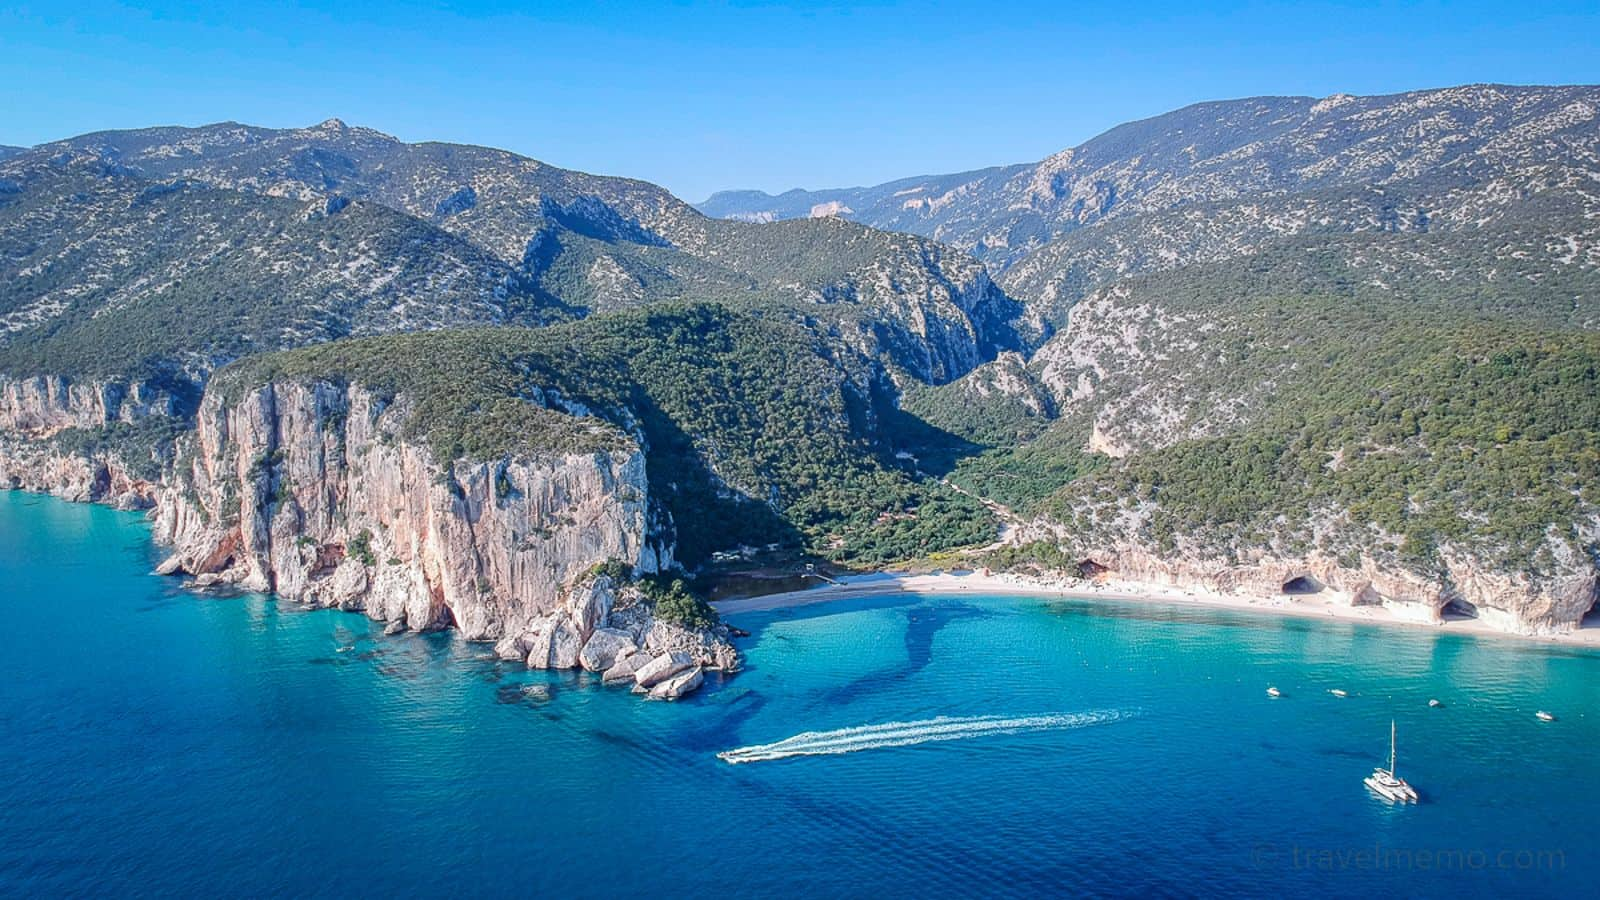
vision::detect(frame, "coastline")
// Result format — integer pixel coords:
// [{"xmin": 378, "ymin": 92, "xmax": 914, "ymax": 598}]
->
[{"xmin": 713, "ymin": 570, "xmax": 1600, "ymax": 648}]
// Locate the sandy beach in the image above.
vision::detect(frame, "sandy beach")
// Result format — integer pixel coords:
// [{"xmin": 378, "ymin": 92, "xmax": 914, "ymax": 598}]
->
[{"xmin": 713, "ymin": 570, "xmax": 1600, "ymax": 648}]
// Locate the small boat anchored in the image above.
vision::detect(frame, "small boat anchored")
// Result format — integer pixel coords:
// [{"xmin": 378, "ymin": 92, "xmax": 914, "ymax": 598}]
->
[
  {"xmin": 1428, "ymin": 699, "xmax": 1442, "ymax": 708},
  {"xmin": 1329, "ymin": 688, "xmax": 1348, "ymax": 698},
  {"xmin": 1364, "ymin": 719, "xmax": 1419, "ymax": 803},
  {"xmin": 1536, "ymin": 711, "xmax": 1556, "ymax": 722},
  {"xmin": 1266, "ymin": 687, "xmax": 1281, "ymax": 698}
]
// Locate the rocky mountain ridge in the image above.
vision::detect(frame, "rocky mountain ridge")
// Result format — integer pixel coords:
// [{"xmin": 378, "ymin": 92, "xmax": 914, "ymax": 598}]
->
[
  {"xmin": 8, "ymin": 121, "xmax": 1035, "ymax": 383},
  {"xmin": 699, "ymin": 84, "xmax": 1600, "ymax": 322}
]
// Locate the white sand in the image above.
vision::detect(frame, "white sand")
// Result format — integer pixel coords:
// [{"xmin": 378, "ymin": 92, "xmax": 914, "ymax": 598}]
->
[{"xmin": 712, "ymin": 570, "xmax": 1600, "ymax": 648}]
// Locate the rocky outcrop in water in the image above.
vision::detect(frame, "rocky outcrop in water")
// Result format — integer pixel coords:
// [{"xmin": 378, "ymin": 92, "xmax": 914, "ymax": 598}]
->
[{"xmin": 491, "ymin": 575, "xmax": 737, "ymax": 699}]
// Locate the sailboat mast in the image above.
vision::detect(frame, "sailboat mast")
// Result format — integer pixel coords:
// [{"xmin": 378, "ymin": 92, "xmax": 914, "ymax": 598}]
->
[{"xmin": 1389, "ymin": 720, "xmax": 1397, "ymax": 775}]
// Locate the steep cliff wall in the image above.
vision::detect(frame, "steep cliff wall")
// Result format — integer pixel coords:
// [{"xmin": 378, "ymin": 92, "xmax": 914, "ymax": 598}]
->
[
  {"xmin": 0, "ymin": 375, "xmax": 180, "ymax": 434},
  {"xmin": 146, "ymin": 376, "xmax": 736, "ymax": 685},
  {"xmin": 826, "ymin": 247, "xmax": 1040, "ymax": 385},
  {"xmin": 1, "ymin": 371, "xmax": 735, "ymax": 689},
  {"xmin": 0, "ymin": 375, "xmax": 180, "ymax": 508},
  {"xmin": 151, "ymin": 379, "xmax": 678, "ymax": 640},
  {"xmin": 0, "ymin": 437, "xmax": 158, "ymax": 508}
]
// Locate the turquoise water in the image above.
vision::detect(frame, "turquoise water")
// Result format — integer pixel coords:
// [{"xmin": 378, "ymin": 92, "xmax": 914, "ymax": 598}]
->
[{"xmin": 2, "ymin": 490, "xmax": 1596, "ymax": 898}]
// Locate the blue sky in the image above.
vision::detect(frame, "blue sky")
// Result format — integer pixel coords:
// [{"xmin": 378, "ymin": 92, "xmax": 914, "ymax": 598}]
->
[{"xmin": 3, "ymin": 1, "xmax": 1598, "ymax": 201}]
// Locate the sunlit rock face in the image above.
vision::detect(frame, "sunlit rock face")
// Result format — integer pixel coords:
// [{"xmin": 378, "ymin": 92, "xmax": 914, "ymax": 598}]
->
[
  {"xmin": 1059, "ymin": 542, "xmax": 1598, "ymax": 637},
  {"xmin": 152, "ymin": 379, "xmax": 666, "ymax": 639}
]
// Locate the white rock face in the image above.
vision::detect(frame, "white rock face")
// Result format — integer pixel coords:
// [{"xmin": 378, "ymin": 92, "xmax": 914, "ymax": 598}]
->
[
  {"xmin": 0, "ymin": 375, "xmax": 179, "ymax": 434},
  {"xmin": 601, "ymin": 650, "xmax": 650, "ymax": 684},
  {"xmin": 1055, "ymin": 539, "xmax": 1598, "ymax": 636},
  {"xmin": 579, "ymin": 628, "xmax": 638, "ymax": 672},
  {"xmin": 0, "ymin": 375, "xmax": 178, "ymax": 509},
  {"xmin": 633, "ymin": 651, "xmax": 694, "ymax": 689},
  {"xmin": 0, "ymin": 436, "xmax": 158, "ymax": 509},
  {"xmin": 525, "ymin": 616, "xmax": 585, "ymax": 670},
  {"xmin": 649, "ymin": 666, "xmax": 704, "ymax": 700},
  {"xmin": 150, "ymin": 379, "xmax": 667, "ymax": 639},
  {"xmin": 809, "ymin": 200, "xmax": 853, "ymax": 219}
]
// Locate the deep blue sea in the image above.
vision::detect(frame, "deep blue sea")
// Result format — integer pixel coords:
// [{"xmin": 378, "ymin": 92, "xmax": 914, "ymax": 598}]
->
[{"xmin": 2, "ymin": 490, "xmax": 1596, "ymax": 898}]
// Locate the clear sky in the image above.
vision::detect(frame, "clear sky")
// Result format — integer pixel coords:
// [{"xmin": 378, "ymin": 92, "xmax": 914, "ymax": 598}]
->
[{"xmin": 3, "ymin": 1, "xmax": 1598, "ymax": 201}]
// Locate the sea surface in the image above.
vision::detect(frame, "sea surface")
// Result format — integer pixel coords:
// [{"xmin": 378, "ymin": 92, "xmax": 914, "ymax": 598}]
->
[{"xmin": 2, "ymin": 490, "xmax": 1596, "ymax": 898}]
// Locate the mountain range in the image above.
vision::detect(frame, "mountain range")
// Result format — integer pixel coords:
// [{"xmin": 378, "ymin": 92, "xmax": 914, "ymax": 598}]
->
[
  {"xmin": 2, "ymin": 82, "xmax": 1597, "ymax": 639},
  {"xmin": 700, "ymin": 84, "xmax": 1600, "ymax": 324},
  {"xmin": 4, "ymin": 119, "xmax": 1028, "ymax": 386}
]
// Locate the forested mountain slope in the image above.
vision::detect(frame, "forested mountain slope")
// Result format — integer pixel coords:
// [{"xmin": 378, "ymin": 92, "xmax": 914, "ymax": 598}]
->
[{"xmin": 14, "ymin": 121, "xmax": 1035, "ymax": 381}]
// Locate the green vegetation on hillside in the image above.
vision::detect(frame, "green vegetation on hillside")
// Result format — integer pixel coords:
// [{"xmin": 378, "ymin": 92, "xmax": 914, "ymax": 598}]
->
[
  {"xmin": 1063, "ymin": 326, "xmax": 1600, "ymax": 572},
  {"xmin": 942, "ymin": 246, "xmax": 1600, "ymax": 575},
  {"xmin": 44, "ymin": 417, "xmax": 189, "ymax": 482},
  {"xmin": 7, "ymin": 105, "xmax": 1598, "ymax": 596},
  {"xmin": 219, "ymin": 303, "xmax": 995, "ymax": 568},
  {"xmin": 0, "ymin": 168, "xmax": 568, "ymax": 384}
]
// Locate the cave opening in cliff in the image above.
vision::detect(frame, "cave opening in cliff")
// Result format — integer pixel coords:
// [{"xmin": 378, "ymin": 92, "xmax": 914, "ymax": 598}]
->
[
  {"xmin": 1077, "ymin": 560, "xmax": 1111, "ymax": 581},
  {"xmin": 1281, "ymin": 575, "xmax": 1325, "ymax": 595},
  {"xmin": 1583, "ymin": 597, "xmax": 1600, "ymax": 631},
  {"xmin": 1442, "ymin": 598, "xmax": 1479, "ymax": 620}
]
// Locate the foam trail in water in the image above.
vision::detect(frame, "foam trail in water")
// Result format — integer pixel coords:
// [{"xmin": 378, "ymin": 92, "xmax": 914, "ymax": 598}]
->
[{"xmin": 718, "ymin": 710, "xmax": 1131, "ymax": 764}]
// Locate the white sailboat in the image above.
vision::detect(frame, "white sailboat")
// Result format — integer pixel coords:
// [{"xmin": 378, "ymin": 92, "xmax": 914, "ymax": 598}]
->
[{"xmin": 1364, "ymin": 719, "xmax": 1419, "ymax": 803}]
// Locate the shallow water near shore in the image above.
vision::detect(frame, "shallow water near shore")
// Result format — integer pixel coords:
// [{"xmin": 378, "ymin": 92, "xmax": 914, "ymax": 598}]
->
[{"xmin": 2, "ymin": 490, "xmax": 1596, "ymax": 897}]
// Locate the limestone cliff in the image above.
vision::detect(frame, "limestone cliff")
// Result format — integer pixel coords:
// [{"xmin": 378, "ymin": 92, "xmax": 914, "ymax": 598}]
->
[
  {"xmin": 0, "ymin": 437, "xmax": 158, "ymax": 508},
  {"xmin": 0, "ymin": 375, "xmax": 181, "ymax": 508},
  {"xmin": 1034, "ymin": 530, "xmax": 1598, "ymax": 637},
  {"xmin": 148, "ymin": 378, "xmax": 736, "ymax": 681},
  {"xmin": 0, "ymin": 375, "xmax": 181, "ymax": 433}
]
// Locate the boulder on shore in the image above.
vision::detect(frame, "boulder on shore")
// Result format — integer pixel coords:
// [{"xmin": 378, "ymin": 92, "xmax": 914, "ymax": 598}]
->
[
  {"xmin": 493, "ymin": 631, "xmax": 533, "ymax": 661},
  {"xmin": 649, "ymin": 665, "xmax": 704, "ymax": 700},
  {"xmin": 579, "ymin": 627, "xmax": 637, "ymax": 672},
  {"xmin": 601, "ymin": 651, "xmax": 648, "ymax": 684},
  {"xmin": 633, "ymin": 651, "xmax": 693, "ymax": 688},
  {"xmin": 547, "ymin": 617, "xmax": 583, "ymax": 669}
]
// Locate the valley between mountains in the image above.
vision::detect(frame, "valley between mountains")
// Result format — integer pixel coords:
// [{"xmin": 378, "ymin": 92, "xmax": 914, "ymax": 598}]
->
[{"xmin": 2, "ymin": 83, "xmax": 1597, "ymax": 677}]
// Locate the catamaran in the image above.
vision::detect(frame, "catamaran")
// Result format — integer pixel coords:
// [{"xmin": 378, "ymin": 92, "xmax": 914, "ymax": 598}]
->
[{"xmin": 1364, "ymin": 719, "xmax": 1419, "ymax": 803}]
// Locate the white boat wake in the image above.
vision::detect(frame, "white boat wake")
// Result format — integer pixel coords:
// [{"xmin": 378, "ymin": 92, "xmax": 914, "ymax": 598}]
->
[{"xmin": 717, "ymin": 710, "xmax": 1133, "ymax": 764}]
